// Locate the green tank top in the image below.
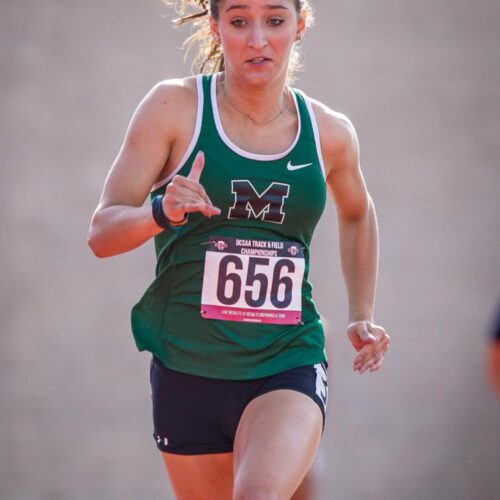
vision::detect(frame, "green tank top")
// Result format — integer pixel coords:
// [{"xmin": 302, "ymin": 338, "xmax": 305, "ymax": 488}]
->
[{"xmin": 131, "ymin": 74, "xmax": 328, "ymax": 379}]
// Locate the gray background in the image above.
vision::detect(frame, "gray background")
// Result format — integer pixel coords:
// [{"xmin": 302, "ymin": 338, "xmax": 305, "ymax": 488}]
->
[{"xmin": 1, "ymin": 0, "xmax": 499, "ymax": 499}]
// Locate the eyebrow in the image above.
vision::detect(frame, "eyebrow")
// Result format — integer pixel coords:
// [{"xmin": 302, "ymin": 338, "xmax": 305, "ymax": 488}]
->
[{"xmin": 225, "ymin": 4, "xmax": 289, "ymax": 13}]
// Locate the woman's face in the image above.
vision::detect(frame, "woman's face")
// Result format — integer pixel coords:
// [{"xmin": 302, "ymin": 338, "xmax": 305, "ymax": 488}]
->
[{"xmin": 211, "ymin": 0, "xmax": 305, "ymax": 86}]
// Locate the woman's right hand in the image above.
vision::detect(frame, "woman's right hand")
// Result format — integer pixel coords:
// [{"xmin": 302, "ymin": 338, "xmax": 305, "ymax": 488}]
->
[{"xmin": 162, "ymin": 151, "xmax": 221, "ymax": 223}]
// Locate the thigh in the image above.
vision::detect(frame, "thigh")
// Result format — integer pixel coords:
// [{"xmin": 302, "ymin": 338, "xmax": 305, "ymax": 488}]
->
[
  {"xmin": 233, "ymin": 389, "xmax": 323, "ymax": 500},
  {"xmin": 291, "ymin": 447, "xmax": 324, "ymax": 500},
  {"xmin": 161, "ymin": 451, "xmax": 233, "ymax": 500}
]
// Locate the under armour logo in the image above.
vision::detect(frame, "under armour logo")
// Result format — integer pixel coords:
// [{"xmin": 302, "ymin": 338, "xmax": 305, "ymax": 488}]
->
[{"xmin": 155, "ymin": 434, "xmax": 168, "ymax": 446}]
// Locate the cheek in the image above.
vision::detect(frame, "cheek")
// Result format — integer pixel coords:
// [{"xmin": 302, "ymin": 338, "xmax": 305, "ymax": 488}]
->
[
  {"xmin": 274, "ymin": 33, "xmax": 296, "ymax": 54},
  {"xmin": 272, "ymin": 25, "xmax": 298, "ymax": 48},
  {"xmin": 220, "ymin": 31, "xmax": 246, "ymax": 51}
]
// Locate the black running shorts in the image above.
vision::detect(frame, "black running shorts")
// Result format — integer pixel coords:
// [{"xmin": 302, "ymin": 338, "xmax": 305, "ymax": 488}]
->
[{"xmin": 150, "ymin": 356, "xmax": 328, "ymax": 455}]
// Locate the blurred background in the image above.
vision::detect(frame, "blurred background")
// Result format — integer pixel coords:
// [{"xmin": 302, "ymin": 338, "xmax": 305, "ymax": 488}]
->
[{"xmin": 1, "ymin": 0, "xmax": 499, "ymax": 499}]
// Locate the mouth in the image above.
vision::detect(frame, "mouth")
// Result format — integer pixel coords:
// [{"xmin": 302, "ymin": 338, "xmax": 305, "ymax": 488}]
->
[{"xmin": 246, "ymin": 57, "xmax": 271, "ymax": 65}]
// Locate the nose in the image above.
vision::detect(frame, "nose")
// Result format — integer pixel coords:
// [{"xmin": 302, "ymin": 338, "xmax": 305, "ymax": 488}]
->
[{"xmin": 248, "ymin": 23, "xmax": 268, "ymax": 49}]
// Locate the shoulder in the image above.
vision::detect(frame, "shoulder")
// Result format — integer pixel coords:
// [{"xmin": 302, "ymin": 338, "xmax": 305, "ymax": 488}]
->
[
  {"xmin": 306, "ymin": 97, "xmax": 359, "ymax": 178},
  {"xmin": 134, "ymin": 76, "xmax": 199, "ymax": 125},
  {"xmin": 146, "ymin": 75, "xmax": 199, "ymax": 108},
  {"xmin": 125, "ymin": 76, "xmax": 199, "ymax": 145}
]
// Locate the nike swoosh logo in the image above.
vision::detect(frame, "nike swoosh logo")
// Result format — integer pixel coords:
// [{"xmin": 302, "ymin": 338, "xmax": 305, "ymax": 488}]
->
[{"xmin": 287, "ymin": 161, "xmax": 313, "ymax": 171}]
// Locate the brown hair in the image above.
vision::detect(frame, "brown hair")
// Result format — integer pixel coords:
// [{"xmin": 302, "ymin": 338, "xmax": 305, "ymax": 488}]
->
[{"xmin": 164, "ymin": 0, "xmax": 314, "ymax": 80}]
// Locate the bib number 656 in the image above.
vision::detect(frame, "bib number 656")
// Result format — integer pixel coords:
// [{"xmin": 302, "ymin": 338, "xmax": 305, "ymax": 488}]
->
[{"xmin": 217, "ymin": 256, "xmax": 294, "ymax": 309}]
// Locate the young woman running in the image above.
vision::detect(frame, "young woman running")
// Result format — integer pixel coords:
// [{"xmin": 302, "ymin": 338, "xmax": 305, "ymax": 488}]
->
[{"xmin": 88, "ymin": 1, "xmax": 390, "ymax": 498}]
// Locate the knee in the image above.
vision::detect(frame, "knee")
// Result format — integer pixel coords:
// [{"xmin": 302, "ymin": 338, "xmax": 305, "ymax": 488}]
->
[{"xmin": 233, "ymin": 483, "xmax": 281, "ymax": 500}]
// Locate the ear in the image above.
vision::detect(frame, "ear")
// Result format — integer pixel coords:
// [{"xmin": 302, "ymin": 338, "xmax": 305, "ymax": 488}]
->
[
  {"xmin": 209, "ymin": 16, "xmax": 221, "ymax": 44},
  {"xmin": 295, "ymin": 8, "xmax": 307, "ymax": 42}
]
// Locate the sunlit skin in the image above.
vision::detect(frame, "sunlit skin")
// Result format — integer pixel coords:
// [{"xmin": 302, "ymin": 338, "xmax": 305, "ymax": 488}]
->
[
  {"xmin": 210, "ymin": 0, "xmax": 306, "ymax": 124},
  {"xmin": 89, "ymin": 0, "xmax": 390, "ymax": 376},
  {"xmin": 88, "ymin": 1, "xmax": 390, "ymax": 497},
  {"xmin": 488, "ymin": 341, "xmax": 500, "ymax": 397}
]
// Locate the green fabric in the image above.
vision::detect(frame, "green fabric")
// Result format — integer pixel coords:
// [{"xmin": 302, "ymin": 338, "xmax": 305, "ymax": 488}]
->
[{"xmin": 131, "ymin": 74, "xmax": 328, "ymax": 379}]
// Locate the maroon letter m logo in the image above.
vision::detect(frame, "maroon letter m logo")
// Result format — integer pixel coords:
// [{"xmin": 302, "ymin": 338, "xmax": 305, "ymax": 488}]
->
[{"xmin": 228, "ymin": 180, "xmax": 290, "ymax": 224}]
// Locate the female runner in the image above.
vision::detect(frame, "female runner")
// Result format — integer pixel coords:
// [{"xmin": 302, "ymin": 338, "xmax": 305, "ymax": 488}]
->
[{"xmin": 88, "ymin": 0, "xmax": 390, "ymax": 498}]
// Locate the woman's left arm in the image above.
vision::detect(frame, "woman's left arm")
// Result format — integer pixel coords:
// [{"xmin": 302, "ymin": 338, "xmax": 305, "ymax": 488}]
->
[{"xmin": 315, "ymin": 102, "xmax": 390, "ymax": 374}]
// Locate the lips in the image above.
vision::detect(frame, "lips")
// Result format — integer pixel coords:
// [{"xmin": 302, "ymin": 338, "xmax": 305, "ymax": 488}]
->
[{"xmin": 247, "ymin": 57, "xmax": 271, "ymax": 64}]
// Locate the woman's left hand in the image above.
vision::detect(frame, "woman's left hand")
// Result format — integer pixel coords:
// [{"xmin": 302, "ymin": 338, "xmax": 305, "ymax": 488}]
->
[{"xmin": 347, "ymin": 320, "xmax": 390, "ymax": 374}]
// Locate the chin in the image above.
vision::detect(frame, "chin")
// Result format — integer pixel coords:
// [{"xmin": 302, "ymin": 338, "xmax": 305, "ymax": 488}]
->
[{"xmin": 239, "ymin": 64, "xmax": 287, "ymax": 88}]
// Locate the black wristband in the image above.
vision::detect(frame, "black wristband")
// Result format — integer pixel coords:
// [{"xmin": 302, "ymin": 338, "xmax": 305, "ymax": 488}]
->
[{"xmin": 151, "ymin": 195, "xmax": 187, "ymax": 231}]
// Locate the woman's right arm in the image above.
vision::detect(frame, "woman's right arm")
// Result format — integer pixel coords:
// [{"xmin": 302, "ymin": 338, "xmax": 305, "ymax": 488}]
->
[{"xmin": 87, "ymin": 82, "xmax": 182, "ymax": 258}]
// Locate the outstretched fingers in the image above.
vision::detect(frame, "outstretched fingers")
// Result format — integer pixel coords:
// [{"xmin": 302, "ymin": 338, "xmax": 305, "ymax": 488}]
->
[
  {"xmin": 163, "ymin": 151, "xmax": 221, "ymax": 220},
  {"xmin": 187, "ymin": 150, "xmax": 205, "ymax": 182}
]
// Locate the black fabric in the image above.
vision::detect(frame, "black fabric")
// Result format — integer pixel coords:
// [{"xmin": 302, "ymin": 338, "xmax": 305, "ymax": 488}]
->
[{"xmin": 150, "ymin": 356, "xmax": 328, "ymax": 455}]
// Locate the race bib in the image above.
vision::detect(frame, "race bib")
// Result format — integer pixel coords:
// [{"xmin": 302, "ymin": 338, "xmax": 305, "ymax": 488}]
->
[{"xmin": 201, "ymin": 236, "xmax": 305, "ymax": 325}]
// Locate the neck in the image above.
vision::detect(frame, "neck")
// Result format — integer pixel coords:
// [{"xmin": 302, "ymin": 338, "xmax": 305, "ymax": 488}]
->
[{"xmin": 218, "ymin": 72, "xmax": 291, "ymax": 126}]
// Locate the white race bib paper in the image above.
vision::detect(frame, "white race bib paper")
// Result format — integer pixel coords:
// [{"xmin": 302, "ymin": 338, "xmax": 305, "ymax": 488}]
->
[{"xmin": 201, "ymin": 236, "xmax": 305, "ymax": 325}]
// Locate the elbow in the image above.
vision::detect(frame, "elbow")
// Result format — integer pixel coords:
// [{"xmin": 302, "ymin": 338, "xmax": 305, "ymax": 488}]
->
[
  {"xmin": 87, "ymin": 215, "xmax": 111, "ymax": 258},
  {"xmin": 337, "ymin": 197, "xmax": 378, "ymax": 235},
  {"xmin": 338, "ymin": 195, "xmax": 373, "ymax": 225},
  {"xmin": 87, "ymin": 230, "xmax": 107, "ymax": 258}
]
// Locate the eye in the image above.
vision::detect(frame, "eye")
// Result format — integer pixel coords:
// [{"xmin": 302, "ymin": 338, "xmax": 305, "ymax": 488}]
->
[
  {"xmin": 230, "ymin": 18, "xmax": 247, "ymax": 27},
  {"xmin": 268, "ymin": 17, "xmax": 284, "ymax": 26}
]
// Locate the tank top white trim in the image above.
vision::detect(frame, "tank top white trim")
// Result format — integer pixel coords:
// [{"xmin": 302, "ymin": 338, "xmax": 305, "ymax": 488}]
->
[
  {"xmin": 211, "ymin": 73, "xmax": 302, "ymax": 162},
  {"xmin": 151, "ymin": 75, "xmax": 205, "ymax": 192},
  {"xmin": 151, "ymin": 74, "xmax": 327, "ymax": 191},
  {"xmin": 296, "ymin": 89, "xmax": 327, "ymax": 180}
]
